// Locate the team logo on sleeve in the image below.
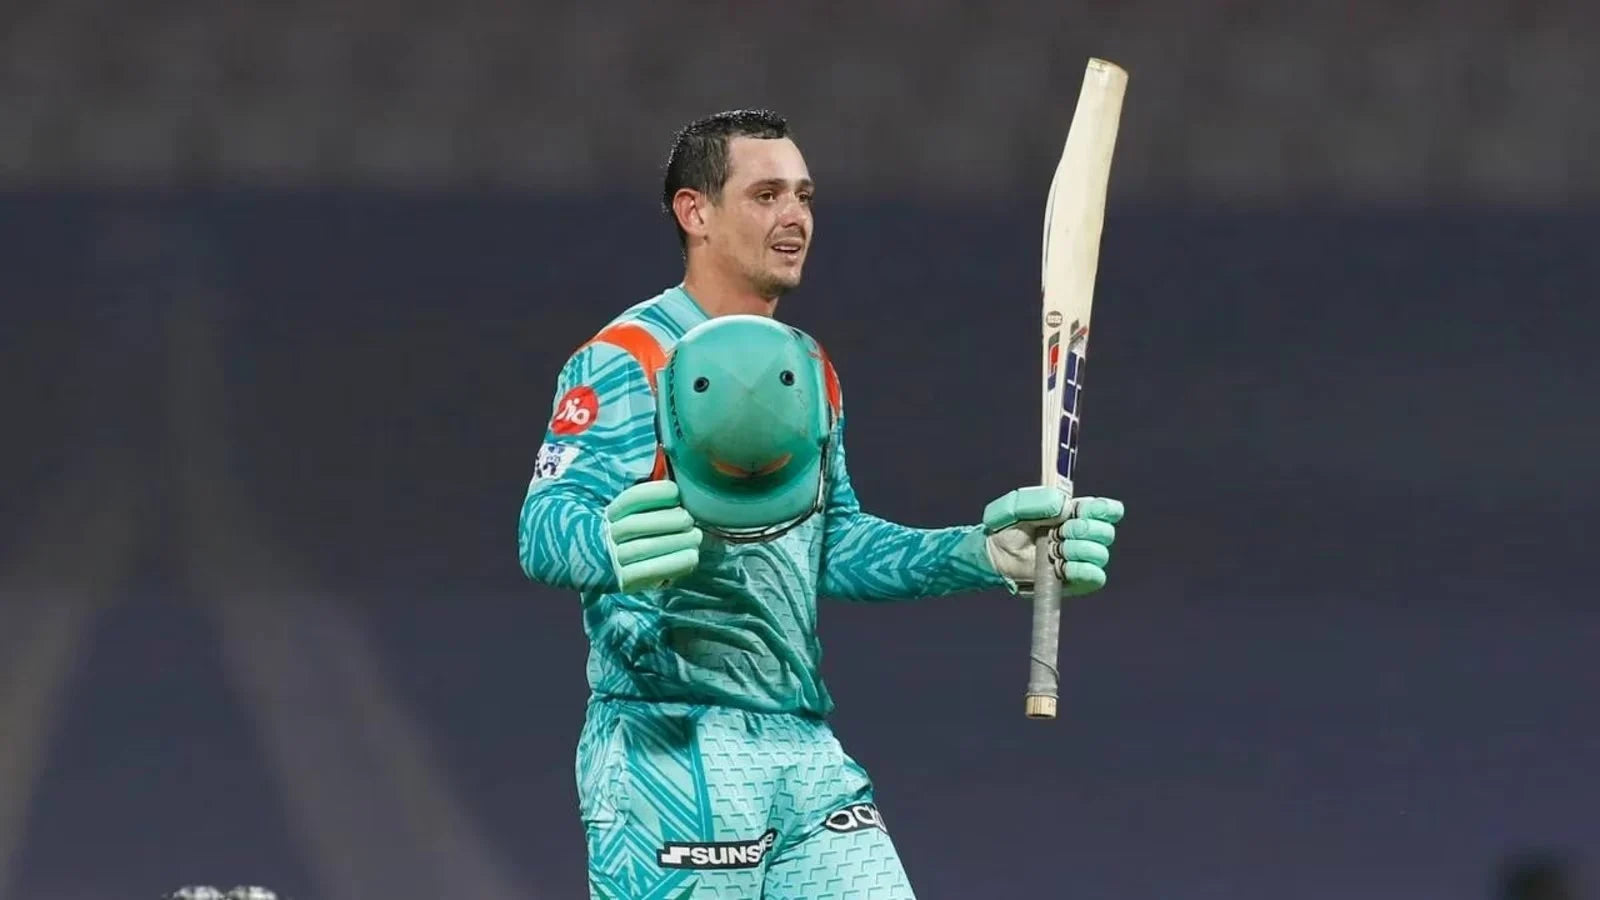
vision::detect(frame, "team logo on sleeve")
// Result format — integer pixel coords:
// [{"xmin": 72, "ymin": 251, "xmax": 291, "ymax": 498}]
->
[
  {"xmin": 823, "ymin": 802, "xmax": 887, "ymax": 835},
  {"xmin": 529, "ymin": 442, "xmax": 580, "ymax": 484},
  {"xmin": 550, "ymin": 386, "xmax": 599, "ymax": 435},
  {"xmin": 657, "ymin": 829, "xmax": 778, "ymax": 870}
]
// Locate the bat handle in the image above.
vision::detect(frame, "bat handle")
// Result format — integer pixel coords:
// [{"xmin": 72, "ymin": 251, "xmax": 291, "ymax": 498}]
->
[{"xmin": 1025, "ymin": 529, "xmax": 1063, "ymax": 719}]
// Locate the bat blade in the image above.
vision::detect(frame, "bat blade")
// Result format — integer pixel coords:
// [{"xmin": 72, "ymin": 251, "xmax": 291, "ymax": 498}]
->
[{"xmin": 1026, "ymin": 57, "xmax": 1127, "ymax": 721}]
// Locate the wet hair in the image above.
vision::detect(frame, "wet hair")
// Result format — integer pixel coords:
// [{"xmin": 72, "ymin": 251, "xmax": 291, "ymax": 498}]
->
[{"xmin": 662, "ymin": 109, "xmax": 790, "ymax": 247}]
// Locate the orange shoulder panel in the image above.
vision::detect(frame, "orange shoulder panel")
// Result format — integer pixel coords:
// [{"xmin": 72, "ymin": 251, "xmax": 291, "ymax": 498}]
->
[
  {"xmin": 814, "ymin": 344, "xmax": 843, "ymax": 416},
  {"xmin": 584, "ymin": 321, "xmax": 668, "ymax": 390},
  {"xmin": 583, "ymin": 321, "xmax": 670, "ymax": 481}
]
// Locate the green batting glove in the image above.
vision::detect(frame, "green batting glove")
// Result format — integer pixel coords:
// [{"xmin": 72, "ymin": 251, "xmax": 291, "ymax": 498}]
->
[
  {"xmin": 603, "ymin": 480, "xmax": 704, "ymax": 593},
  {"xmin": 982, "ymin": 487, "xmax": 1124, "ymax": 597}
]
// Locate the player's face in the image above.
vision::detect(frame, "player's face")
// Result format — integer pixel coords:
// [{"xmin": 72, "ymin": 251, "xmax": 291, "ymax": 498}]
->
[{"xmin": 709, "ymin": 137, "xmax": 814, "ymax": 298}]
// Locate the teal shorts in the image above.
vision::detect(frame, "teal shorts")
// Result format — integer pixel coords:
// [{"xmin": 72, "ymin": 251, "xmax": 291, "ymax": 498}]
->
[{"xmin": 577, "ymin": 698, "xmax": 917, "ymax": 899}]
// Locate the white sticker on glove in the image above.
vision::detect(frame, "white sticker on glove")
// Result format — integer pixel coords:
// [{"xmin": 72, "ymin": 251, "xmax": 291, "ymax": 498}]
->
[{"xmin": 530, "ymin": 442, "xmax": 581, "ymax": 484}]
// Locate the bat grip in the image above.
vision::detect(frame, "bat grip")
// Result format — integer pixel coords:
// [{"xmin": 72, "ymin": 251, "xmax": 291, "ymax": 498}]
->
[{"xmin": 1025, "ymin": 529, "xmax": 1063, "ymax": 719}]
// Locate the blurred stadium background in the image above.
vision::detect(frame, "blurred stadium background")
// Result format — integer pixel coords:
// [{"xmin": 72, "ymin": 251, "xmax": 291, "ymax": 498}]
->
[{"xmin": 1, "ymin": 1, "xmax": 1595, "ymax": 898}]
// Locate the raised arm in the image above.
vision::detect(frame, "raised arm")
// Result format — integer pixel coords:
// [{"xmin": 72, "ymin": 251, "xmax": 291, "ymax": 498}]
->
[
  {"xmin": 815, "ymin": 361, "xmax": 1007, "ymax": 602},
  {"xmin": 518, "ymin": 339, "xmax": 660, "ymax": 592}
]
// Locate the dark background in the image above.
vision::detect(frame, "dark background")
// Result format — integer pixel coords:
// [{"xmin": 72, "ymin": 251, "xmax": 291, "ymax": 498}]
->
[{"xmin": 1, "ymin": 3, "xmax": 1597, "ymax": 899}]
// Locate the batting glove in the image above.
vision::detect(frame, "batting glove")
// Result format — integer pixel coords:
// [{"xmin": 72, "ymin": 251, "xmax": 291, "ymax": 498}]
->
[
  {"xmin": 982, "ymin": 487, "xmax": 1123, "ymax": 597},
  {"xmin": 604, "ymin": 480, "xmax": 704, "ymax": 592}
]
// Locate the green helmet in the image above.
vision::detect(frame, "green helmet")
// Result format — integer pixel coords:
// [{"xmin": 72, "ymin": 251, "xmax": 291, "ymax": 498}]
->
[{"xmin": 657, "ymin": 315, "xmax": 833, "ymax": 542}]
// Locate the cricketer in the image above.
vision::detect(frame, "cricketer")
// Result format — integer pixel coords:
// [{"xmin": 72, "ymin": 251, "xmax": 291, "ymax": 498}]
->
[{"xmin": 518, "ymin": 109, "xmax": 1127, "ymax": 899}]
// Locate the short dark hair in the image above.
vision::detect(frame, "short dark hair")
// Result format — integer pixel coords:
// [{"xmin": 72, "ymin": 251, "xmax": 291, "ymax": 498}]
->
[{"xmin": 662, "ymin": 109, "xmax": 791, "ymax": 248}]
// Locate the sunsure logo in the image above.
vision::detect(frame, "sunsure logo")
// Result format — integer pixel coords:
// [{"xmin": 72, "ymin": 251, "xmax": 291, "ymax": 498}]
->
[{"xmin": 657, "ymin": 829, "xmax": 778, "ymax": 870}]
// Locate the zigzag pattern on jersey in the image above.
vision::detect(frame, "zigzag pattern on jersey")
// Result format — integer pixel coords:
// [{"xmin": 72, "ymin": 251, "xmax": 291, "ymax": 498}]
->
[
  {"xmin": 519, "ymin": 339, "xmax": 660, "ymax": 589},
  {"xmin": 629, "ymin": 295, "xmax": 702, "ymax": 341},
  {"xmin": 524, "ymin": 284, "xmax": 1008, "ymax": 722},
  {"xmin": 587, "ymin": 704, "xmax": 718, "ymax": 900},
  {"xmin": 762, "ymin": 825, "xmax": 917, "ymax": 900},
  {"xmin": 816, "ymin": 416, "xmax": 1003, "ymax": 602},
  {"xmin": 819, "ymin": 515, "xmax": 994, "ymax": 600},
  {"xmin": 519, "ymin": 494, "xmax": 611, "ymax": 587}
]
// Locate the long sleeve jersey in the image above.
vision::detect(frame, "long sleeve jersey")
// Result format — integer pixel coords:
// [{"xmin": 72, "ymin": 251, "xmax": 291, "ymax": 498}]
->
[{"xmin": 518, "ymin": 286, "xmax": 1005, "ymax": 717}]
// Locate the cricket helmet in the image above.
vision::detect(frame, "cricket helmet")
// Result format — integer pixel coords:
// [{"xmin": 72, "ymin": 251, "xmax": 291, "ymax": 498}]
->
[{"xmin": 657, "ymin": 314, "xmax": 833, "ymax": 542}]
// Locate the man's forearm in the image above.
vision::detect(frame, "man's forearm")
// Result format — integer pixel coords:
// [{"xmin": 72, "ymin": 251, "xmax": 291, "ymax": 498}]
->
[
  {"xmin": 819, "ymin": 511, "xmax": 1004, "ymax": 601},
  {"xmin": 518, "ymin": 485, "xmax": 620, "ymax": 593}
]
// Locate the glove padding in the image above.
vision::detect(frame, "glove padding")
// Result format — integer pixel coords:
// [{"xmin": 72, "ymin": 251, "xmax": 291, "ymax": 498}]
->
[
  {"xmin": 603, "ymin": 480, "xmax": 704, "ymax": 592},
  {"xmin": 982, "ymin": 487, "xmax": 1123, "ymax": 597}
]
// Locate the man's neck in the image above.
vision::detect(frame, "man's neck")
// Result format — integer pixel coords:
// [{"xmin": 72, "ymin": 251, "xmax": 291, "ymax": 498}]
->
[{"xmin": 681, "ymin": 265, "xmax": 779, "ymax": 318}]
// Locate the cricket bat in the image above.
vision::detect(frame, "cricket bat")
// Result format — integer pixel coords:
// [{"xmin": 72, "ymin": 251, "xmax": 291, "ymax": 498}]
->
[{"xmin": 1025, "ymin": 57, "xmax": 1127, "ymax": 720}]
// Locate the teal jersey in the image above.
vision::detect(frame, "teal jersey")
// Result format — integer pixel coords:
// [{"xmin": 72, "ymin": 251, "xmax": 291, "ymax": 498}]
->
[{"xmin": 518, "ymin": 286, "xmax": 1004, "ymax": 717}]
